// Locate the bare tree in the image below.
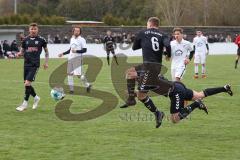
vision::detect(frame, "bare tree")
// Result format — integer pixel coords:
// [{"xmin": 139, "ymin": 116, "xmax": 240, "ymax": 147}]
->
[
  {"xmin": 155, "ymin": 0, "xmax": 190, "ymax": 25},
  {"xmin": 0, "ymin": 0, "xmax": 14, "ymax": 15}
]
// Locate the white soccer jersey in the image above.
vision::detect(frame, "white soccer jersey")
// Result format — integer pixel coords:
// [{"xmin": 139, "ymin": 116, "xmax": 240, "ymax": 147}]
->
[
  {"xmin": 68, "ymin": 36, "xmax": 87, "ymax": 60},
  {"xmin": 193, "ymin": 35, "xmax": 208, "ymax": 53},
  {"xmin": 171, "ymin": 39, "xmax": 193, "ymax": 68}
]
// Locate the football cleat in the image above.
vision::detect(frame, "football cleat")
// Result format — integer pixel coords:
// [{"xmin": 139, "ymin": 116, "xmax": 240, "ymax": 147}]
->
[
  {"xmin": 119, "ymin": 103, "xmax": 129, "ymax": 108},
  {"xmin": 119, "ymin": 97, "xmax": 136, "ymax": 108},
  {"xmin": 32, "ymin": 96, "xmax": 40, "ymax": 109},
  {"xmin": 155, "ymin": 111, "xmax": 165, "ymax": 128},
  {"xmin": 16, "ymin": 101, "xmax": 28, "ymax": 112},
  {"xmin": 196, "ymin": 100, "xmax": 208, "ymax": 114},
  {"xmin": 224, "ymin": 84, "xmax": 233, "ymax": 96},
  {"xmin": 86, "ymin": 84, "xmax": 92, "ymax": 93},
  {"xmin": 202, "ymin": 74, "xmax": 207, "ymax": 79},
  {"xmin": 193, "ymin": 75, "xmax": 199, "ymax": 79},
  {"xmin": 120, "ymin": 99, "xmax": 137, "ymax": 108},
  {"xmin": 69, "ymin": 90, "xmax": 74, "ymax": 94},
  {"xmin": 120, "ymin": 93, "xmax": 137, "ymax": 108}
]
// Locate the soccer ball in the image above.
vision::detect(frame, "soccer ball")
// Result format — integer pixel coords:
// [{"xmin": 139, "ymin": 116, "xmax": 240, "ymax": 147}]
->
[{"xmin": 50, "ymin": 87, "xmax": 65, "ymax": 101}]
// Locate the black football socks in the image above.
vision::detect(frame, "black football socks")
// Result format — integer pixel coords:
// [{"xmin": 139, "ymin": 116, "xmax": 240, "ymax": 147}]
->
[
  {"xmin": 203, "ymin": 87, "xmax": 226, "ymax": 97},
  {"xmin": 24, "ymin": 86, "xmax": 31, "ymax": 101},
  {"xmin": 235, "ymin": 60, "xmax": 238, "ymax": 69},
  {"xmin": 113, "ymin": 55, "xmax": 119, "ymax": 65},
  {"xmin": 24, "ymin": 86, "xmax": 37, "ymax": 101},
  {"xmin": 178, "ymin": 101, "xmax": 199, "ymax": 119},
  {"xmin": 140, "ymin": 96, "xmax": 158, "ymax": 113},
  {"xmin": 127, "ymin": 79, "xmax": 135, "ymax": 98},
  {"xmin": 107, "ymin": 55, "xmax": 110, "ymax": 65},
  {"xmin": 30, "ymin": 86, "xmax": 37, "ymax": 97}
]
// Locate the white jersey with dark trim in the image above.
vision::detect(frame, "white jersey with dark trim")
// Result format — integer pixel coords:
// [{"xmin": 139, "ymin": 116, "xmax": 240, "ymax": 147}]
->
[
  {"xmin": 193, "ymin": 35, "xmax": 208, "ymax": 53},
  {"xmin": 171, "ymin": 39, "xmax": 192, "ymax": 68},
  {"xmin": 68, "ymin": 36, "xmax": 87, "ymax": 60}
]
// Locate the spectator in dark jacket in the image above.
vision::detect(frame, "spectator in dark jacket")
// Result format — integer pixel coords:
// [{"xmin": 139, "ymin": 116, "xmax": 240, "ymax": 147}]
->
[
  {"xmin": 3, "ymin": 40, "xmax": 11, "ymax": 57},
  {"xmin": 11, "ymin": 40, "xmax": 19, "ymax": 51},
  {"xmin": 208, "ymin": 35, "xmax": 214, "ymax": 43},
  {"xmin": 62, "ymin": 36, "xmax": 69, "ymax": 44},
  {"xmin": 54, "ymin": 34, "xmax": 61, "ymax": 44}
]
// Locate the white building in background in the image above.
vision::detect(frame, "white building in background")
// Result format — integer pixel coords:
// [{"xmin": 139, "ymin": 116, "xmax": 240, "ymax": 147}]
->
[{"xmin": 0, "ymin": 29, "xmax": 24, "ymax": 42}]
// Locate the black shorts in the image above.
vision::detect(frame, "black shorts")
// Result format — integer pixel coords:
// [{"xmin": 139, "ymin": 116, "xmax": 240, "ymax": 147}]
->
[
  {"xmin": 237, "ymin": 47, "xmax": 240, "ymax": 56},
  {"xmin": 135, "ymin": 63, "xmax": 162, "ymax": 93},
  {"xmin": 24, "ymin": 66, "xmax": 39, "ymax": 81},
  {"xmin": 169, "ymin": 82, "xmax": 193, "ymax": 114},
  {"xmin": 106, "ymin": 48, "xmax": 115, "ymax": 55}
]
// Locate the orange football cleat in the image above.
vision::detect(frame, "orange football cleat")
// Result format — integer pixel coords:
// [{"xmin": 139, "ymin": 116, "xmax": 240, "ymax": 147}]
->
[
  {"xmin": 193, "ymin": 75, "xmax": 199, "ymax": 79},
  {"xmin": 202, "ymin": 74, "xmax": 207, "ymax": 79}
]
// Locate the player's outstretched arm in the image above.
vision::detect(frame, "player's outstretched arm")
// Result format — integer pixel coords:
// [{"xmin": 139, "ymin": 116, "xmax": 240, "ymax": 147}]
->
[
  {"xmin": 58, "ymin": 48, "xmax": 71, "ymax": 57},
  {"xmin": 184, "ymin": 42, "xmax": 194, "ymax": 64},
  {"xmin": 72, "ymin": 48, "xmax": 87, "ymax": 54},
  {"xmin": 206, "ymin": 44, "xmax": 209, "ymax": 55},
  {"xmin": 43, "ymin": 47, "xmax": 49, "ymax": 70},
  {"xmin": 132, "ymin": 33, "xmax": 141, "ymax": 50},
  {"xmin": 187, "ymin": 50, "xmax": 195, "ymax": 63},
  {"xmin": 16, "ymin": 48, "xmax": 24, "ymax": 58},
  {"xmin": 163, "ymin": 35, "xmax": 171, "ymax": 58}
]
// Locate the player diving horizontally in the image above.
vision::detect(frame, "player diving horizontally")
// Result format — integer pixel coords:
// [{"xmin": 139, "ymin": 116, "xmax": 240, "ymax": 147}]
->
[
  {"xmin": 120, "ymin": 17, "xmax": 171, "ymax": 128},
  {"xmin": 121, "ymin": 73, "xmax": 233, "ymax": 126},
  {"xmin": 161, "ymin": 80, "xmax": 233, "ymax": 124}
]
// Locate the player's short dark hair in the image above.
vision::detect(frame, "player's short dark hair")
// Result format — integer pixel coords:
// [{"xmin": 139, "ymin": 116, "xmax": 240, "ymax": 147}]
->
[
  {"xmin": 29, "ymin": 23, "xmax": 38, "ymax": 27},
  {"xmin": 173, "ymin": 27, "xmax": 183, "ymax": 34},
  {"xmin": 148, "ymin": 17, "xmax": 160, "ymax": 27}
]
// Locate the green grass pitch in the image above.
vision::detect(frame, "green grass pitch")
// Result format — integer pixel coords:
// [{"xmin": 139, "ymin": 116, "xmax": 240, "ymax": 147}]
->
[{"xmin": 0, "ymin": 55, "xmax": 239, "ymax": 160}]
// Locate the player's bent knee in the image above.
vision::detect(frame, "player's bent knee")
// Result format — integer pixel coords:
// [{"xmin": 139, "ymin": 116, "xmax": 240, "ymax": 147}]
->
[
  {"xmin": 175, "ymin": 77, "xmax": 181, "ymax": 81},
  {"xmin": 126, "ymin": 67, "xmax": 135, "ymax": 74},
  {"xmin": 137, "ymin": 92, "xmax": 147, "ymax": 101},
  {"xmin": 125, "ymin": 69, "xmax": 131, "ymax": 79},
  {"xmin": 24, "ymin": 80, "xmax": 31, "ymax": 86},
  {"xmin": 192, "ymin": 91, "xmax": 205, "ymax": 100},
  {"xmin": 170, "ymin": 114, "xmax": 180, "ymax": 124},
  {"xmin": 126, "ymin": 68, "xmax": 137, "ymax": 79}
]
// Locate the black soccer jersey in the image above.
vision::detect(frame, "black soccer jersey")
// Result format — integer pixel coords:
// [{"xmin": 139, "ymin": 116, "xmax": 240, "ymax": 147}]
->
[
  {"xmin": 22, "ymin": 35, "xmax": 47, "ymax": 67},
  {"xmin": 132, "ymin": 28, "xmax": 171, "ymax": 63},
  {"xmin": 103, "ymin": 36, "xmax": 115, "ymax": 50}
]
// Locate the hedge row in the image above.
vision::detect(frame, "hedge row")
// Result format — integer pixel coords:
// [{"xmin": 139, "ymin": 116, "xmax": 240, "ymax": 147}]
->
[{"xmin": 0, "ymin": 14, "xmax": 65, "ymax": 25}]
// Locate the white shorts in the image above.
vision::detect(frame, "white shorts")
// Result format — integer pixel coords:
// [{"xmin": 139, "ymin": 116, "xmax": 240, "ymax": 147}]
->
[
  {"xmin": 171, "ymin": 66, "xmax": 186, "ymax": 81},
  {"xmin": 67, "ymin": 57, "xmax": 83, "ymax": 75},
  {"xmin": 194, "ymin": 53, "xmax": 206, "ymax": 64}
]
